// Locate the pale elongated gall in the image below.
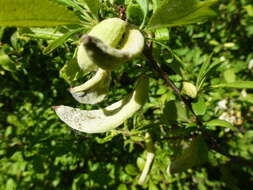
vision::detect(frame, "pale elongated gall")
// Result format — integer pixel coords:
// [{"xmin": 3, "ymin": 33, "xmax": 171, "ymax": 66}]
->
[
  {"xmin": 69, "ymin": 69, "xmax": 111, "ymax": 104},
  {"xmin": 138, "ymin": 133, "xmax": 155, "ymax": 185},
  {"xmin": 53, "ymin": 76, "xmax": 149, "ymax": 133},
  {"xmin": 77, "ymin": 18, "xmax": 127, "ymax": 71}
]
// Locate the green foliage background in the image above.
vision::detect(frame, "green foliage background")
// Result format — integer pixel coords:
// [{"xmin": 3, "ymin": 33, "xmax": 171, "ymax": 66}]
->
[{"xmin": 0, "ymin": 0, "xmax": 253, "ymax": 189}]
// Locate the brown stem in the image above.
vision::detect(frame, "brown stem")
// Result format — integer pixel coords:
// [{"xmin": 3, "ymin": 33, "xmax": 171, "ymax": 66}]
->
[
  {"xmin": 143, "ymin": 44, "xmax": 180, "ymax": 95},
  {"xmin": 143, "ymin": 42, "xmax": 197, "ymax": 120}
]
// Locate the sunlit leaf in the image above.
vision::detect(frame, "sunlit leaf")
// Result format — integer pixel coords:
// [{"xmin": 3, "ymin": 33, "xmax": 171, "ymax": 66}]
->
[
  {"xmin": 18, "ymin": 28, "xmax": 64, "ymax": 40},
  {"xmin": 206, "ymin": 119, "xmax": 238, "ymax": 131},
  {"xmin": 125, "ymin": 164, "xmax": 138, "ymax": 176},
  {"xmin": 244, "ymin": 5, "xmax": 253, "ymax": 17},
  {"xmin": 56, "ymin": 0, "xmax": 83, "ymax": 12},
  {"xmin": 43, "ymin": 28, "xmax": 84, "ymax": 54},
  {"xmin": 136, "ymin": 0, "xmax": 149, "ymax": 28},
  {"xmin": 78, "ymin": 0, "xmax": 99, "ymax": 19},
  {"xmin": 192, "ymin": 97, "xmax": 207, "ymax": 116},
  {"xmin": 223, "ymin": 69, "xmax": 236, "ymax": 83},
  {"xmin": 147, "ymin": 0, "xmax": 217, "ymax": 29},
  {"xmin": 212, "ymin": 81, "xmax": 253, "ymax": 89},
  {"xmin": 59, "ymin": 59, "xmax": 86, "ymax": 85},
  {"xmin": 0, "ymin": 49, "xmax": 16, "ymax": 72},
  {"xmin": 0, "ymin": 0, "xmax": 80, "ymax": 27},
  {"xmin": 155, "ymin": 28, "xmax": 170, "ymax": 41}
]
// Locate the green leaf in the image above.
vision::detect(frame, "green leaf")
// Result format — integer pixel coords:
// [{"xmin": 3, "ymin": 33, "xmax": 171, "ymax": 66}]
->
[
  {"xmin": 155, "ymin": 28, "xmax": 170, "ymax": 41},
  {"xmin": 148, "ymin": 181, "xmax": 159, "ymax": 190},
  {"xmin": 6, "ymin": 178, "xmax": 17, "ymax": 190},
  {"xmin": 0, "ymin": 49, "xmax": 16, "ymax": 72},
  {"xmin": 147, "ymin": 0, "xmax": 217, "ymax": 29},
  {"xmin": 125, "ymin": 164, "xmax": 138, "ymax": 176},
  {"xmin": 137, "ymin": 157, "xmax": 145, "ymax": 170},
  {"xmin": 0, "ymin": 27, "xmax": 5, "ymax": 40},
  {"xmin": 212, "ymin": 81, "xmax": 253, "ymax": 89},
  {"xmin": 244, "ymin": 5, "xmax": 253, "ymax": 17},
  {"xmin": 162, "ymin": 100, "xmax": 189, "ymax": 123},
  {"xmin": 95, "ymin": 132, "xmax": 119, "ymax": 144},
  {"xmin": 18, "ymin": 28, "xmax": 64, "ymax": 40},
  {"xmin": 136, "ymin": 0, "xmax": 149, "ymax": 28},
  {"xmin": 7, "ymin": 114, "xmax": 24, "ymax": 128},
  {"xmin": 169, "ymin": 136, "xmax": 208, "ymax": 174},
  {"xmin": 117, "ymin": 184, "xmax": 128, "ymax": 190},
  {"xmin": 223, "ymin": 69, "xmax": 236, "ymax": 83},
  {"xmin": 59, "ymin": 59, "xmax": 86, "ymax": 84},
  {"xmin": 56, "ymin": 0, "xmax": 83, "ymax": 12},
  {"xmin": 205, "ymin": 119, "xmax": 238, "ymax": 131},
  {"xmin": 151, "ymin": 0, "xmax": 163, "ymax": 13},
  {"xmin": 196, "ymin": 56, "xmax": 220, "ymax": 90},
  {"xmin": 43, "ymin": 28, "xmax": 84, "ymax": 54},
  {"xmin": 192, "ymin": 97, "xmax": 207, "ymax": 116},
  {"xmin": 126, "ymin": 4, "xmax": 144, "ymax": 25},
  {"xmin": 78, "ymin": 0, "xmax": 99, "ymax": 19},
  {"xmin": 0, "ymin": 0, "xmax": 80, "ymax": 27},
  {"xmin": 151, "ymin": 39, "xmax": 185, "ymax": 76}
]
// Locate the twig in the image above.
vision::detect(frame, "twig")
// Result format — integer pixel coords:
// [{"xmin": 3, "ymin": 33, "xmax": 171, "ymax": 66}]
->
[
  {"xmin": 143, "ymin": 42, "xmax": 197, "ymax": 120},
  {"xmin": 143, "ymin": 44, "xmax": 180, "ymax": 95}
]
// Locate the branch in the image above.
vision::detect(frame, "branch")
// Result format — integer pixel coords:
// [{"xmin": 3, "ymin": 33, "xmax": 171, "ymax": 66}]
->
[
  {"xmin": 143, "ymin": 41, "xmax": 253, "ymax": 170},
  {"xmin": 143, "ymin": 44, "xmax": 180, "ymax": 95},
  {"xmin": 143, "ymin": 42, "xmax": 197, "ymax": 120}
]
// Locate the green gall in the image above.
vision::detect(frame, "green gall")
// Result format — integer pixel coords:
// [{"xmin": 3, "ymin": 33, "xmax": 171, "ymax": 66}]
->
[
  {"xmin": 81, "ymin": 29, "xmax": 144, "ymax": 71},
  {"xmin": 69, "ymin": 69, "xmax": 111, "ymax": 104},
  {"xmin": 54, "ymin": 76, "xmax": 149, "ymax": 133},
  {"xmin": 77, "ymin": 18, "xmax": 127, "ymax": 71}
]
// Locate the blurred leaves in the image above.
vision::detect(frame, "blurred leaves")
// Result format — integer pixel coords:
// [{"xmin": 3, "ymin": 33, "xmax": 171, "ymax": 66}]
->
[
  {"xmin": 169, "ymin": 136, "xmax": 208, "ymax": 174},
  {"xmin": 0, "ymin": 49, "xmax": 16, "ymax": 73}
]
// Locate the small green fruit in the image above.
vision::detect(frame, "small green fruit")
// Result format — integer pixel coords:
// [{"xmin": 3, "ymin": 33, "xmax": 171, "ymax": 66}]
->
[{"xmin": 181, "ymin": 82, "xmax": 197, "ymax": 99}]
